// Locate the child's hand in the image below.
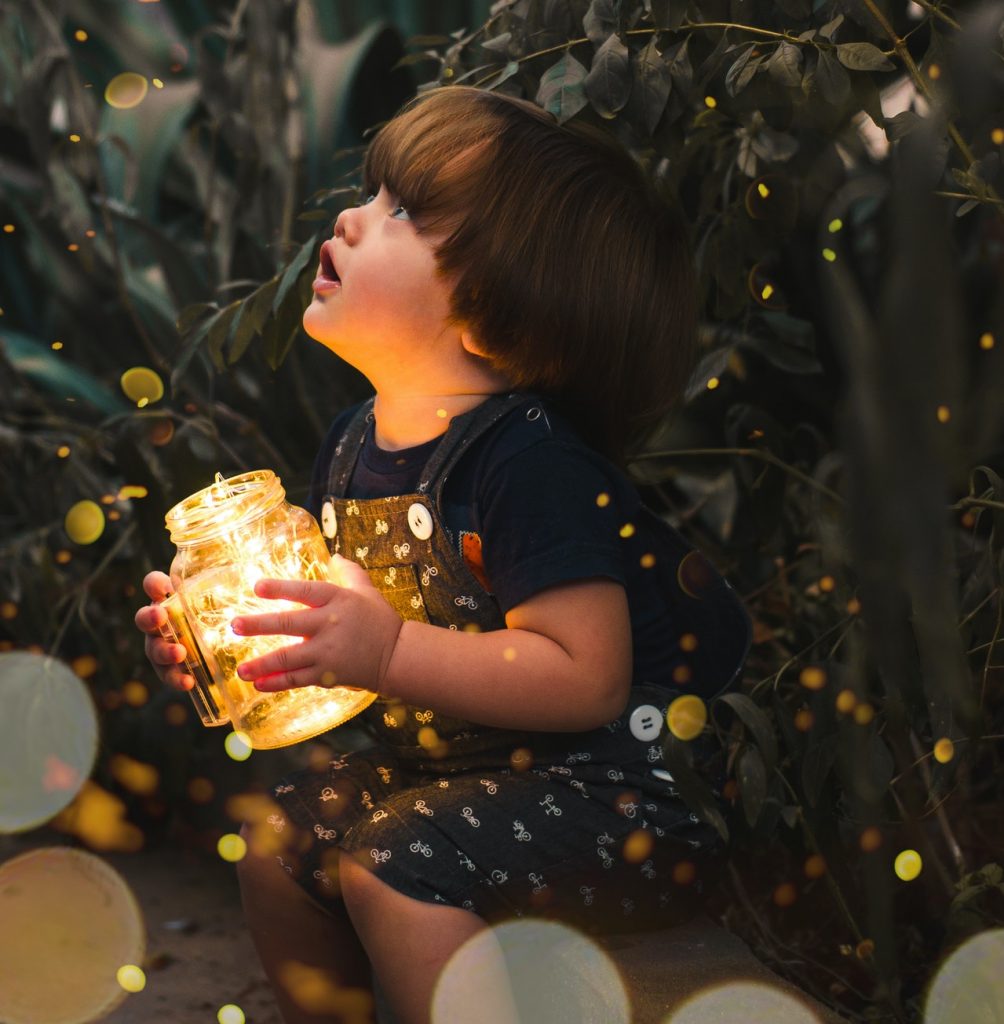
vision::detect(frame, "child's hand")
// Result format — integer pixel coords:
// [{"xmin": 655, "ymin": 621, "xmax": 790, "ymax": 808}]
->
[
  {"xmin": 133, "ymin": 571, "xmax": 196, "ymax": 692},
  {"xmin": 231, "ymin": 554, "xmax": 403, "ymax": 693}
]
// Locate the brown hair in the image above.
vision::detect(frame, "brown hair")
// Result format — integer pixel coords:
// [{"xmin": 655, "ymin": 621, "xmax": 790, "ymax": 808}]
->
[{"xmin": 363, "ymin": 86, "xmax": 698, "ymax": 465}]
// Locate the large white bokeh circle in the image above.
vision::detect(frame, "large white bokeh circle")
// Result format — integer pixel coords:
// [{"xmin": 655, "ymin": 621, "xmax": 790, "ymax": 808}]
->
[
  {"xmin": 667, "ymin": 981, "xmax": 822, "ymax": 1023},
  {"xmin": 925, "ymin": 928, "xmax": 1004, "ymax": 1023},
  {"xmin": 0, "ymin": 652, "xmax": 99, "ymax": 832},
  {"xmin": 432, "ymin": 919, "xmax": 629, "ymax": 1024},
  {"xmin": 0, "ymin": 847, "xmax": 145, "ymax": 1024}
]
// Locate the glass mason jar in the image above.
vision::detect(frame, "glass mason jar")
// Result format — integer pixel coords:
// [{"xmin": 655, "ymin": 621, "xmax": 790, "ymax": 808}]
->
[{"xmin": 158, "ymin": 470, "xmax": 375, "ymax": 749}]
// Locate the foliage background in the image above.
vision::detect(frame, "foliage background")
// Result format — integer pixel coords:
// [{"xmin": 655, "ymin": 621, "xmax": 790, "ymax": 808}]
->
[{"xmin": 2, "ymin": 0, "xmax": 1003, "ymax": 1021}]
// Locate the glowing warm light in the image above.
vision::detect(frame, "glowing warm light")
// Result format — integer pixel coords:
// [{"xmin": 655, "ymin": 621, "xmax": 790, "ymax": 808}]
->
[
  {"xmin": 0, "ymin": 652, "xmax": 99, "ymax": 832},
  {"xmin": 979, "ymin": 332, "xmax": 995, "ymax": 349},
  {"xmin": 622, "ymin": 828, "xmax": 654, "ymax": 863},
  {"xmin": 596, "ymin": 492, "xmax": 610, "ymax": 507},
  {"xmin": 218, "ymin": 832, "xmax": 248, "ymax": 863},
  {"xmin": 819, "ymin": 575, "xmax": 835, "ymax": 591},
  {"xmin": 679, "ymin": 632, "xmax": 698, "ymax": 652},
  {"xmin": 120, "ymin": 366, "xmax": 164, "ymax": 405},
  {"xmin": 860, "ymin": 826, "xmax": 882, "ymax": 852},
  {"xmin": 992, "ymin": 128, "xmax": 1004, "ymax": 145},
  {"xmin": 761, "ymin": 283, "xmax": 774, "ymax": 301},
  {"xmin": 74, "ymin": 29, "xmax": 88, "ymax": 41},
  {"xmin": 152, "ymin": 78, "xmax": 165, "ymax": 89},
  {"xmin": 0, "ymin": 849, "xmax": 145, "ymax": 1022},
  {"xmin": 925, "ymin": 929, "xmax": 1004, "ymax": 1023},
  {"xmin": 936, "ymin": 404, "xmax": 950, "ymax": 423},
  {"xmin": 162, "ymin": 471, "xmax": 375, "ymax": 748},
  {"xmin": 668, "ymin": 980, "xmax": 821, "ymax": 1022},
  {"xmin": 672, "ymin": 665, "xmax": 692, "ymax": 684},
  {"xmin": 793, "ymin": 708, "xmax": 814, "ymax": 731},
  {"xmin": 804, "ymin": 854, "xmax": 826, "ymax": 878},
  {"xmin": 673, "ymin": 861, "xmax": 697, "ymax": 884},
  {"xmin": 123, "ymin": 680, "xmax": 148, "ymax": 707},
  {"xmin": 502, "ymin": 646, "xmax": 517, "ymax": 662},
  {"xmin": 1, "ymin": 602, "xmax": 17, "ymax": 619},
  {"xmin": 853, "ymin": 703, "xmax": 874, "ymax": 725},
  {"xmin": 55, "ymin": 550, "xmax": 72, "ymax": 564},
  {"xmin": 704, "ymin": 96, "xmax": 717, "ymax": 108},
  {"xmin": 69, "ymin": 133, "xmax": 81, "ymax": 143},
  {"xmin": 933, "ymin": 737, "xmax": 954, "ymax": 763},
  {"xmin": 666, "ymin": 694, "xmax": 707, "ymax": 741},
  {"xmin": 117, "ymin": 485, "xmax": 149, "ymax": 500},
  {"xmin": 116, "ymin": 964, "xmax": 146, "ymax": 992},
  {"xmin": 2, "ymin": 224, "xmax": 14, "ymax": 233},
  {"xmin": 149, "ymin": 418, "xmax": 175, "ymax": 445},
  {"xmin": 52, "ymin": 340, "xmax": 64, "ymax": 350},
  {"xmin": 640, "ymin": 552, "xmax": 656, "ymax": 568},
  {"xmin": 86, "ymin": 229, "xmax": 96, "ymax": 238},
  {"xmin": 510, "ymin": 747, "xmax": 533, "ymax": 771},
  {"xmin": 105, "ymin": 72, "xmax": 148, "ymax": 109},
  {"xmin": 432, "ymin": 919, "xmax": 628, "ymax": 1024},
  {"xmin": 835, "ymin": 689, "xmax": 857, "ymax": 713},
  {"xmin": 894, "ymin": 849, "xmax": 922, "ymax": 881},
  {"xmin": 188, "ymin": 777, "xmax": 214, "ymax": 803},
  {"xmin": 846, "ymin": 596, "xmax": 862, "ymax": 614},
  {"xmin": 928, "ymin": 62, "xmax": 941, "ymax": 79},
  {"xmin": 225, "ymin": 731, "xmax": 253, "ymax": 761},
  {"xmin": 65, "ymin": 499, "xmax": 105, "ymax": 544},
  {"xmin": 436, "ymin": 407, "xmax": 448, "ymax": 418},
  {"xmin": 856, "ymin": 939, "xmax": 874, "ymax": 958},
  {"xmin": 773, "ymin": 882, "xmax": 797, "ymax": 907},
  {"xmin": 706, "ymin": 376, "xmax": 720, "ymax": 389},
  {"xmin": 619, "ymin": 523, "xmax": 635, "ymax": 538},
  {"xmin": 108, "ymin": 754, "xmax": 159, "ymax": 796},
  {"xmin": 71, "ymin": 654, "xmax": 98, "ymax": 678},
  {"xmin": 100, "ymin": 493, "xmax": 116, "ymax": 505},
  {"xmin": 799, "ymin": 666, "xmax": 826, "ymax": 690},
  {"xmin": 828, "ymin": 218, "xmax": 843, "ymax": 232},
  {"xmin": 757, "ymin": 182, "xmax": 770, "ymax": 198},
  {"xmin": 822, "ymin": 248, "xmax": 837, "ymax": 261}
]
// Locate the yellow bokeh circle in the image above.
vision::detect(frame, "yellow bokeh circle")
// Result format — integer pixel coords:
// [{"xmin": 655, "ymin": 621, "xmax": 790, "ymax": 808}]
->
[
  {"xmin": 217, "ymin": 833, "xmax": 247, "ymax": 863},
  {"xmin": 105, "ymin": 72, "xmax": 148, "ymax": 110},
  {"xmin": 65, "ymin": 500, "xmax": 105, "ymax": 545},
  {"xmin": 218, "ymin": 1005, "xmax": 246, "ymax": 1024},
  {"xmin": 225, "ymin": 731, "xmax": 252, "ymax": 761},
  {"xmin": 116, "ymin": 964, "xmax": 146, "ymax": 993},
  {"xmin": 894, "ymin": 849, "xmax": 922, "ymax": 881},
  {"xmin": 666, "ymin": 695, "xmax": 707, "ymax": 741},
  {"xmin": 933, "ymin": 738, "xmax": 955, "ymax": 764},
  {"xmin": 120, "ymin": 366, "xmax": 164, "ymax": 406}
]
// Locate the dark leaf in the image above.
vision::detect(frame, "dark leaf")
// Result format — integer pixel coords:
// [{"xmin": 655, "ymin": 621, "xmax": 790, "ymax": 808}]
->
[
  {"xmin": 725, "ymin": 43, "xmax": 760, "ymax": 98},
  {"xmin": 647, "ymin": 0, "xmax": 686, "ymax": 30},
  {"xmin": 405, "ymin": 34, "xmax": 452, "ymax": 47},
  {"xmin": 737, "ymin": 746, "xmax": 768, "ymax": 827},
  {"xmin": 176, "ymin": 302, "xmax": 216, "ymax": 335},
  {"xmin": 886, "ymin": 110, "xmax": 924, "ymax": 142},
  {"xmin": 766, "ymin": 41, "xmax": 804, "ymax": 88},
  {"xmin": 480, "ymin": 32, "xmax": 512, "ymax": 54},
  {"xmin": 271, "ymin": 233, "xmax": 319, "ymax": 316},
  {"xmin": 664, "ymin": 35, "xmax": 692, "ymax": 96},
  {"xmin": 634, "ymin": 37, "xmax": 672, "ymax": 135},
  {"xmin": 584, "ymin": 32, "xmax": 632, "ymax": 119},
  {"xmin": 535, "ymin": 51, "xmax": 589, "ymax": 123},
  {"xmin": 684, "ymin": 346, "xmax": 735, "ymax": 403},
  {"xmin": 228, "ymin": 278, "xmax": 279, "ymax": 366},
  {"xmin": 717, "ymin": 692, "xmax": 778, "ymax": 771},
  {"xmin": 206, "ymin": 301, "xmax": 241, "ymax": 374},
  {"xmin": 814, "ymin": 48, "xmax": 851, "ymax": 106},
  {"xmin": 801, "ymin": 732, "xmax": 838, "ymax": 806},
  {"xmin": 819, "ymin": 14, "xmax": 844, "ymax": 40},
  {"xmin": 780, "ymin": 805, "xmax": 800, "ymax": 828},
  {"xmin": 836, "ymin": 41, "xmax": 896, "ymax": 72},
  {"xmin": 483, "ymin": 61, "xmax": 521, "ymax": 91},
  {"xmin": 583, "ymin": 0, "xmax": 620, "ymax": 47},
  {"xmin": 661, "ymin": 738, "xmax": 730, "ymax": 843}
]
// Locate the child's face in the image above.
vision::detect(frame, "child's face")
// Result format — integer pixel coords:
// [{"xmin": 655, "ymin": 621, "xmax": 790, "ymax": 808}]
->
[{"xmin": 302, "ymin": 185, "xmax": 459, "ymax": 383}]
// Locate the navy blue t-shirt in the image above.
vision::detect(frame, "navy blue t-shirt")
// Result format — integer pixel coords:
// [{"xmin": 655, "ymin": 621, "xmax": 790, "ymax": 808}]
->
[{"xmin": 306, "ymin": 398, "xmax": 740, "ymax": 693}]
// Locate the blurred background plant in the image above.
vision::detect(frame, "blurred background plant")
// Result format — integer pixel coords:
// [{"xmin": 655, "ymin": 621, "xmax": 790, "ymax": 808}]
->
[{"xmin": 1, "ymin": 1, "xmax": 1002, "ymax": 1021}]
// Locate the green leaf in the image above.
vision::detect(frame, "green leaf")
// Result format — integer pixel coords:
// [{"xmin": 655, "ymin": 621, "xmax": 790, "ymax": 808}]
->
[
  {"xmin": 483, "ymin": 60, "xmax": 521, "ymax": 91},
  {"xmin": 886, "ymin": 110, "xmax": 924, "ymax": 141},
  {"xmin": 725, "ymin": 43, "xmax": 760, "ymax": 97},
  {"xmin": 271, "ymin": 233, "xmax": 319, "ymax": 316},
  {"xmin": 717, "ymin": 692, "xmax": 778, "ymax": 771},
  {"xmin": 836, "ymin": 42, "xmax": 895, "ymax": 72},
  {"xmin": 766, "ymin": 41, "xmax": 804, "ymax": 88},
  {"xmin": 737, "ymin": 745, "xmax": 768, "ymax": 827},
  {"xmin": 634, "ymin": 37, "xmax": 672, "ymax": 134},
  {"xmin": 584, "ymin": 32, "xmax": 631, "ymax": 119},
  {"xmin": 176, "ymin": 302, "xmax": 216, "ymax": 334},
  {"xmin": 818, "ymin": 14, "xmax": 844, "ymax": 41},
  {"xmin": 206, "ymin": 301, "xmax": 241, "ymax": 374},
  {"xmin": 661, "ymin": 738, "xmax": 730, "ymax": 843},
  {"xmin": 664, "ymin": 35, "xmax": 692, "ymax": 95},
  {"xmin": 228, "ymin": 278, "xmax": 279, "ymax": 366},
  {"xmin": 535, "ymin": 51, "xmax": 589, "ymax": 123},
  {"xmin": 647, "ymin": 0, "xmax": 686, "ymax": 31},
  {"xmin": 480, "ymin": 32, "xmax": 512, "ymax": 54},
  {"xmin": 814, "ymin": 48, "xmax": 851, "ymax": 106},
  {"xmin": 801, "ymin": 732, "xmax": 838, "ymax": 806},
  {"xmin": 583, "ymin": 0, "xmax": 620, "ymax": 47}
]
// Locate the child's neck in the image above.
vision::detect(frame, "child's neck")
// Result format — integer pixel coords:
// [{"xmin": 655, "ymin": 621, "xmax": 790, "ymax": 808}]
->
[{"xmin": 371, "ymin": 390, "xmax": 503, "ymax": 451}]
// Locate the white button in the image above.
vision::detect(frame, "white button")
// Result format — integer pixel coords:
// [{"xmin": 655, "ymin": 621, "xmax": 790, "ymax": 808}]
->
[
  {"xmin": 321, "ymin": 500, "xmax": 337, "ymax": 539},
  {"xmin": 407, "ymin": 502, "xmax": 434, "ymax": 541},
  {"xmin": 650, "ymin": 768, "xmax": 675, "ymax": 783},
  {"xmin": 629, "ymin": 704, "xmax": 663, "ymax": 742}
]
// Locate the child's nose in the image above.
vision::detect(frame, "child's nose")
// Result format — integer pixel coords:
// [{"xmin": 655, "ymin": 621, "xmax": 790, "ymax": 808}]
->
[{"xmin": 333, "ymin": 206, "xmax": 360, "ymax": 244}]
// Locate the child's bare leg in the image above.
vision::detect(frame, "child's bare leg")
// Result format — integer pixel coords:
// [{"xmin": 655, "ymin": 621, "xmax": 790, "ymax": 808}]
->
[
  {"xmin": 338, "ymin": 851, "xmax": 519, "ymax": 1024},
  {"xmin": 236, "ymin": 825, "xmax": 373, "ymax": 1024}
]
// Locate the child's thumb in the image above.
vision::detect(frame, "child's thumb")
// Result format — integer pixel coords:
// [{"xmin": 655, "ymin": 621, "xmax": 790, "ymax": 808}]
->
[{"xmin": 328, "ymin": 552, "xmax": 372, "ymax": 591}]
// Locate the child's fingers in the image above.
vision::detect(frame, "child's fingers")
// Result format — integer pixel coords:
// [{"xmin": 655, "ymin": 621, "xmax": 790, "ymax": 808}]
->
[
  {"xmin": 146, "ymin": 635, "xmax": 187, "ymax": 666},
  {"xmin": 142, "ymin": 570, "xmax": 173, "ymax": 602},
  {"xmin": 163, "ymin": 665, "xmax": 195, "ymax": 691},
  {"xmin": 134, "ymin": 602, "xmax": 168, "ymax": 634}
]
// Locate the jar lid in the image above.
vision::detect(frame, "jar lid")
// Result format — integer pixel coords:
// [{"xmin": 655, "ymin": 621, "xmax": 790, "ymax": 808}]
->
[{"xmin": 165, "ymin": 470, "xmax": 285, "ymax": 544}]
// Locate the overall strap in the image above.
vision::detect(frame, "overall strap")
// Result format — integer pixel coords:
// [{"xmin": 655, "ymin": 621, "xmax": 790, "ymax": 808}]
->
[
  {"xmin": 324, "ymin": 397, "xmax": 376, "ymax": 498},
  {"xmin": 422, "ymin": 392, "xmax": 539, "ymax": 506}
]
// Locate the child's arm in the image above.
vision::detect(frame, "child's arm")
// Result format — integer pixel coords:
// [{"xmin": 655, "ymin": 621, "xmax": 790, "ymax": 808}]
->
[{"xmin": 233, "ymin": 555, "xmax": 632, "ymax": 732}]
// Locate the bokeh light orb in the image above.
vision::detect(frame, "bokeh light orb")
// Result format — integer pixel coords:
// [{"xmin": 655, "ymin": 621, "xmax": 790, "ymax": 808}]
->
[
  {"xmin": 667, "ymin": 980, "xmax": 822, "ymax": 1023},
  {"xmin": 225, "ymin": 731, "xmax": 252, "ymax": 761},
  {"xmin": 104, "ymin": 72, "xmax": 148, "ymax": 110},
  {"xmin": 115, "ymin": 964, "xmax": 146, "ymax": 993},
  {"xmin": 120, "ymin": 366, "xmax": 164, "ymax": 406},
  {"xmin": 0, "ymin": 848, "xmax": 145, "ymax": 1024},
  {"xmin": 925, "ymin": 928, "xmax": 1004, "ymax": 1023},
  {"xmin": 218, "ymin": 833, "xmax": 247, "ymax": 863},
  {"xmin": 894, "ymin": 849, "xmax": 922, "ymax": 881},
  {"xmin": 218, "ymin": 1004, "xmax": 246, "ymax": 1024},
  {"xmin": 432, "ymin": 919, "xmax": 629, "ymax": 1024},
  {"xmin": 64, "ymin": 500, "xmax": 105, "ymax": 545},
  {"xmin": 0, "ymin": 652, "xmax": 98, "ymax": 833},
  {"xmin": 667, "ymin": 695, "xmax": 707, "ymax": 741}
]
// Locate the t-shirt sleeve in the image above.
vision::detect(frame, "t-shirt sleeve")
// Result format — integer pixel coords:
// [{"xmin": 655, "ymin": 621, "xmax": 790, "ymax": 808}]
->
[{"xmin": 476, "ymin": 438, "xmax": 640, "ymax": 614}]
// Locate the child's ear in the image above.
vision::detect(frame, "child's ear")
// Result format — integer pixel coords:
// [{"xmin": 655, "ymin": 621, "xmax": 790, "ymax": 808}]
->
[{"xmin": 460, "ymin": 330, "xmax": 489, "ymax": 358}]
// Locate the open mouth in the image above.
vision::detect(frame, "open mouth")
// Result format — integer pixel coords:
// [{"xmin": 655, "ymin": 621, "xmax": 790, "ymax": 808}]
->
[{"xmin": 318, "ymin": 243, "xmax": 340, "ymax": 283}]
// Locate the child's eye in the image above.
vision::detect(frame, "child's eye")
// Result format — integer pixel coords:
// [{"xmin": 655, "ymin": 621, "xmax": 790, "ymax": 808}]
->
[
  {"xmin": 357, "ymin": 192, "xmax": 376, "ymax": 207},
  {"xmin": 390, "ymin": 203, "xmax": 411, "ymax": 221}
]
